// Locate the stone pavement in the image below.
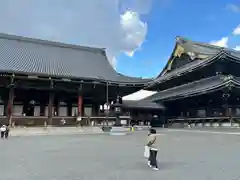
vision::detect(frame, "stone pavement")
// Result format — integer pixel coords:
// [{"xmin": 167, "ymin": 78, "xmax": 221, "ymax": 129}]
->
[
  {"xmin": 1, "ymin": 129, "xmax": 240, "ymax": 180},
  {"xmin": 9, "ymin": 126, "xmax": 104, "ymax": 137},
  {"xmin": 166, "ymin": 127, "xmax": 240, "ymax": 135}
]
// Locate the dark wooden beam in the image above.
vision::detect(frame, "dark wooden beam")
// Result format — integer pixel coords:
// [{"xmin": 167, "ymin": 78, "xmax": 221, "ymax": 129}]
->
[
  {"xmin": 77, "ymin": 84, "xmax": 83, "ymax": 116},
  {"xmin": 2, "ymin": 73, "xmax": 146, "ymax": 87},
  {"xmin": 48, "ymin": 81, "xmax": 54, "ymax": 125},
  {"xmin": 7, "ymin": 75, "xmax": 15, "ymax": 126}
]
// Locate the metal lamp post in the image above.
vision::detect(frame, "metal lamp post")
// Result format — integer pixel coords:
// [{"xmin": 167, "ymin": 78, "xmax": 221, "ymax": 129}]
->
[{"xmin": 114, "ymin": 102, "xmax": 122, "ymax": 126}]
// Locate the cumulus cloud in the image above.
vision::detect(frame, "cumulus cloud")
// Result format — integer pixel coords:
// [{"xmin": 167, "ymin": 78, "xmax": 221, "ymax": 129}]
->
[
  {"xmin": 210, "ymin": 37, "xmax": 229, "ymax": 48},
  {"xmin": 120, "ymin": 11, "xmax": 147, "ymax": 56},
  {"xmin": 123, "ymin": 90, "xmax": 156, "ymax": 100},
  {"xmin": 226, "ymin": 4, "xmax": 240, "ymax": 13},
  {"xmin": 0, "ymin": 0, "xmax": 151, "ymax": 68},
  {"xmin": 233, "ymin": 25, "xmax": 240, "ymax": 35},
  {"xmin": 235, "ymin": 46, "xmax": 240, "ymax": 51}
]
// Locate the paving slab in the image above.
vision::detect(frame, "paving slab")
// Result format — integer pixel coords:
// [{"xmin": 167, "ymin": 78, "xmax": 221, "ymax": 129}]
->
[
  {"xmin": 1, "ymin": 130, "xmax": 240, "ymax": 180},
  {"xmin": 9, "ymin": 127, "xmax": 104, "ymax": 136}
]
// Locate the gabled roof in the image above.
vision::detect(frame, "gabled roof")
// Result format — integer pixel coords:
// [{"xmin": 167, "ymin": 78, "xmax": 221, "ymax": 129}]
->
[
  {"xmin": 115, "ymin": 100, "xmax": 165, "ymax": 110},
  {"xmin": 144, "ymin": 75, "xmax": 240, "ymax": 102},
  {"xmin": 160, "ymin": 37, "xmax": 240, "ymax": 76},
  {"xmin": 0, "ymin": 33, "xmax": 150, "ymax": 85},
  {"xmin": 146, "ymin": 37, "xmax": 240, "ymax": 89}
]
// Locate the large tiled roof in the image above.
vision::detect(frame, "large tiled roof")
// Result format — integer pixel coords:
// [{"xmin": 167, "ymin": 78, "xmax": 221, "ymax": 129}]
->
[
  {"xmin": 159, "ymin": 37, "xmax": 240, "ymax": 77},
  {"xmin": 144, "ymin": 75, "xmax": 240, "ymax": 102},
  {"xmin": 146, "ymin": 37, "xmax": 240, "ymax": 89},
  {"xmin": 0, "ymin": 33, "xmax": 150, "ymax": 84}
]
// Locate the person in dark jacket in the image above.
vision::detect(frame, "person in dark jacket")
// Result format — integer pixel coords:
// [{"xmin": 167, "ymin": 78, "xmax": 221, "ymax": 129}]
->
[
  {"xmin": 147, "ymin": 128, "xmax": 159, "ymax": 170},
  {"xmin": 5, "ymin": 125, "xmax": 10, "ymax": 139}
]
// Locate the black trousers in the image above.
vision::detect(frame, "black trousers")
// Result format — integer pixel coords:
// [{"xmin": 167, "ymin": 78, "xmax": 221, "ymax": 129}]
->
[
  {"xmin": 148, "ymin": 149, "xmax": 158, "ymax": 168},
  {"xmin": 1, "ymin": 131, "xmax": 4, "ymax": 138},
  {"xmin": 5, "ymin": 131, "xmax": 9, "ymax": 138}
]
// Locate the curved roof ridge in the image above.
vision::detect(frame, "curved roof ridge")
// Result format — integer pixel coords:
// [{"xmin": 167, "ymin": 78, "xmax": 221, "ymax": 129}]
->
[
  {"xmin": 176, "ymin": 36, "xmax": 223, "ymax": 50},
  {"xmin": 0, "ymin": 33, "xmax": 149, "ymax": 84},
  {"xmin": 145, "ymin": 75, "xmax": 233, "ymax": 102},
  {"xmin": 177, "ymin": 36, "xmax": 240, "ymax": 54},
  {"xmin": 156, "ymin": 75, "xmax": 225, "ymax": 94},
  {"xmin": 0, "ymin": 32, "xmax": 105, "ymax": 53},
  {"xmin": 157, "ymin": 36, "xmax": 240, "ymax": 78},
  {"xmin": 98, "ymin": 51, "xmax": 151, "ymax": 83},
  {"xmin": 148, "ymin": 50, "xmax": 226, "ymax": 86}
]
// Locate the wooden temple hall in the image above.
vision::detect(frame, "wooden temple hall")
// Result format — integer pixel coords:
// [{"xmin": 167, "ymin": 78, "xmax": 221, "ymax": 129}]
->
[
  {"xmin": 2, "ymin": 33, "xmax": 240, "ymax": 128},
  {"xmin": 0, "ymin": 33, "xmax": 151, "ymax": 126},
  {"xmin": 144, "ymin": 37, "xmax": 240, "ymax": 127}
]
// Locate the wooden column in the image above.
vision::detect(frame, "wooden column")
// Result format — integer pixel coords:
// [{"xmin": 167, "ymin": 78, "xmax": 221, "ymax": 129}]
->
[
  {"xmin": 77, "ymin": 85, "xmax": 83, "ymax": 117},
  {"xmin": 48, "ymin": 81, "xmax": 54, "ymax": 125},
  {"xmin": 77, "ymin": 95, "xmax": 83, "ymax": 116},
  {"xmin": 48, "ymin": 92, "xmax": 54, "ymax": 125},
  {"xmin": 7, "ymin": 88, "xmax": 14, "ymax": 126},
  {"xmin": 7, "ymin": 76, "xmax": 15, "ymax": 126}
]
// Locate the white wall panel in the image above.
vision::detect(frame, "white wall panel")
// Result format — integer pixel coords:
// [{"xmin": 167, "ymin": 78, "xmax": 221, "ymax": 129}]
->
[
  {"xmin": 13, "ymin": 105, "xmax": 22, "ymax": 116},
  {"xmin": 0, "ymin": 105, "xmax": 4, "ymax": 116},
  {"xmin": 84, "ymin": 107, "xmax": 92, "ymax": 117},
  {"xmin": 72, "ymin": 107, "xmax": 77, "ymax": 116},
  {"xmin": 59, "ymin": 107, "xmax": 67, "ymax": 116},
  {"xmin": 34, "ymin": 106, "xmax": 40, "ymax": 116}
]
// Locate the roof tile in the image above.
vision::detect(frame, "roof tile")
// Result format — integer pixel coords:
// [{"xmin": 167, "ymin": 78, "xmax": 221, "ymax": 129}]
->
[{"xmin": 0, "ymin": 33, "xmax": 149, "ymax": 84}]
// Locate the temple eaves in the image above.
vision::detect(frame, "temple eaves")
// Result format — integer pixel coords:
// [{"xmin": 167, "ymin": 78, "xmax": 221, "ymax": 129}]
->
[{"xmin": 0, "ymin": 33, "xmax": 150, "ymax": 85}]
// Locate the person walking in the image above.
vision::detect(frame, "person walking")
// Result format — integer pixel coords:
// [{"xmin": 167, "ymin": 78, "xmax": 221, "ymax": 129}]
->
[
  {"xmin": 147, "ymin": 128, "xmax": 159, "ymax": 170},
  {"xmin": 0, "ymin": 125, "xmax": 6, "ymax": 139},
  {"xmin": 5, "ymin": 125, "xmax": 10, "ymax": 139}
]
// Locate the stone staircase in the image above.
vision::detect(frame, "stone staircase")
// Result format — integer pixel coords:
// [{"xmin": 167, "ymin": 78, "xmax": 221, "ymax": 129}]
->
[{"xmin": 9, "ymin": 127, "xmax": 104, "ymax": 137}]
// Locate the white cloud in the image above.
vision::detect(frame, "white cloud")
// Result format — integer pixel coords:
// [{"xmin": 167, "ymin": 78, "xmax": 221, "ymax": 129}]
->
[
  {"xmin": 0, "ymin": 0, "xmax": 151, "ymax": 68},
  {"xmin": 235, "ymin": 46, "xmax": 240, "ymax": 51},
  {"xmin": 123, "ymin": 90, "xmax": 156, "ymax": 100},
  {"xmin": 233, "ymin": 25, "xmax": 240, "ymax": 35},
  {"xmin": 210, "ymin": 37, "xmax": 228, "ymax": 48},
  {"xmin": 120, "ymin": 11, "xmax": 147, "ymax": 56},
  {"xmin": 226, "ymin": 4, "xmax": 240, "ymax": 13}
]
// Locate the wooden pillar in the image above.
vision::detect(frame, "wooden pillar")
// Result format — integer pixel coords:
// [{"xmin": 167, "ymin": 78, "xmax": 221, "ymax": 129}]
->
[
  {"xmin": 6, "ymin": 76, "xmax": 15, "ymax": 126},
  {"xmin": 7, "ymin": 88, "xmax": 14, "ymax": 126},
  {"xmin": 77, "ymin": 95, "xmax": 83, "ymax": 116},
  {"xmin": 48, "ymin": 81, "xmax": 54, "ymax": 125},
  {"xmin": 48, "ymin": 92, "xmax": 54, "ymax": 125},
  {"xmin": 77, "ymin": 84, "xmax": 83, "ymax": 117}
]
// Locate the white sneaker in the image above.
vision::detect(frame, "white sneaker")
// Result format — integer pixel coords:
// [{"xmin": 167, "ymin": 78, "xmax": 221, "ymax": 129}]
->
[
  {"xmin": 147, "ymin": 161, "xmax": 152, "ymax": 167},
  {"xmin": 152, "ymin": 167, "xmax": 159, "ymax": 171}
]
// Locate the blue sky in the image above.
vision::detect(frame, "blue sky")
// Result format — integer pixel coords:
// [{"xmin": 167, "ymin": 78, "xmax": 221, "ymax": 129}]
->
[
  {"xmin": 0, "ymin": 0, "xmax": 239, "ymax": 81},
  {"xmin": 117, "ymin": 0, "xmax": 240, "ymax": 78}
]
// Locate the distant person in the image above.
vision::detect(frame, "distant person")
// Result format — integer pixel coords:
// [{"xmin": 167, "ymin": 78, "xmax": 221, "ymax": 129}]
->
[
  {"xmin": 0, "ymin": 125, "xmax": 6, "ymax": 139},
  {"xmin": 147, "ymin": 128, "xmax": 159, "ymax": 170},
  {"xmin": 5, "ymin": 125, "xmax": 10, "ymax": 139}
]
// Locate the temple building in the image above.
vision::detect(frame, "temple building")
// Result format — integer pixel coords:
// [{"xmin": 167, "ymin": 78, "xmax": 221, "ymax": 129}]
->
[
  {"xmin": 0, "ymin": 33, "xmax": 150, "ymax": 126},
  {"xmin": 144, "ymin": 37, "xmax": 240, "ymax": 127},
  {"xmin": 3, "ymin": 33, "xmax": 238, "ymax": 128}
]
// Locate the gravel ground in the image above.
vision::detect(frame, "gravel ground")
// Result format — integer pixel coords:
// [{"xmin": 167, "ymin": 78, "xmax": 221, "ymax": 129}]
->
[{"xmin": 1, "ymin": 129, "xmax": 240, "ymax": 180}]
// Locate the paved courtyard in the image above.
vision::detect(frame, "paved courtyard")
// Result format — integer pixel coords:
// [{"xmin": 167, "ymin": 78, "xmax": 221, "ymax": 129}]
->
[{"xmin": 1, "ymin": 129, "xmax": 240, "ymax": 180}]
